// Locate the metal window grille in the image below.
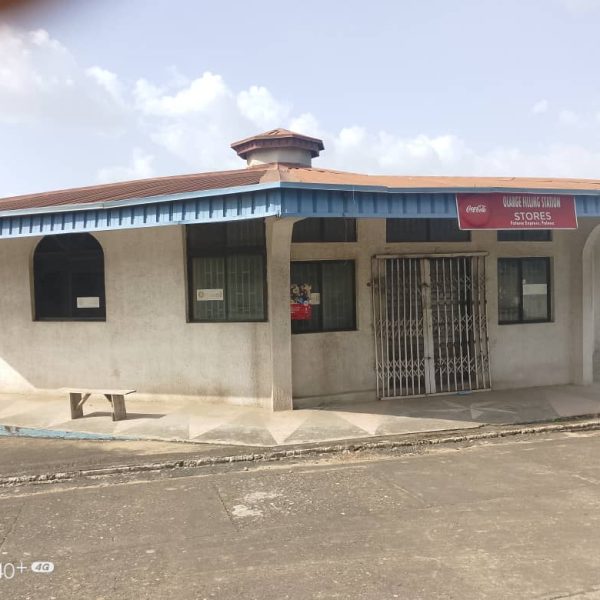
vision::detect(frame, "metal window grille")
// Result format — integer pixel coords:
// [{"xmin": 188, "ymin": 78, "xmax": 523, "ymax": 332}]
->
[
  {"xmin": 372, "ymin": 254, "xmax": 490, "ymax": 399},
  {"xmin": 187, "ymin": 220, "xmax": 267, "ymax": 322}
]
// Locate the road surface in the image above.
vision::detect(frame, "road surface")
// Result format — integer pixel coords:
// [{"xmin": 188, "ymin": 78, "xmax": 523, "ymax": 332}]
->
[{"xmin": 1, "ymin": 430, "xmax": 599, "ymax": 599}]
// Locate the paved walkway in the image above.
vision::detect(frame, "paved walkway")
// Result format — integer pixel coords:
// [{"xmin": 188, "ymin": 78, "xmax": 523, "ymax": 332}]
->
[{"xmin": 1, "ymin": 384, "xmax": 600, "ymax": 447}]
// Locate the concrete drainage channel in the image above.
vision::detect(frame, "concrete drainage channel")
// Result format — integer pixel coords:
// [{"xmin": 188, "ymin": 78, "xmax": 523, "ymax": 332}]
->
[{"xmin": 1, "ymin": 416, "xmax": 600, "ymax": 488}]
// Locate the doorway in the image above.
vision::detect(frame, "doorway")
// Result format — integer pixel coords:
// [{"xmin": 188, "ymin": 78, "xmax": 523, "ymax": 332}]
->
[{"xmin": 372, "ymin": 254, "xmax": 491, "ymax": 399}]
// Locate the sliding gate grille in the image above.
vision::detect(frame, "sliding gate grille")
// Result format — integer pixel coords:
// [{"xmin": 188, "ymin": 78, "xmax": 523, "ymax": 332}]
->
[{"xmin": 372, "ymin": 255, "xmax": 491, "ymax": 399}]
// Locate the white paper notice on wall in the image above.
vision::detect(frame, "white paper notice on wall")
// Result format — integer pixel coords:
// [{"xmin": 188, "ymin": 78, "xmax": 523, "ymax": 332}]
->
[
  {"xmin": 310, "ymin": 293, "xmax": 321, "ymax": 305},
  {"xmin": 76, "ymin": 297, "xmax": 100, "ymax": 309},
  {"xmin": 197, "ymin": 289, "xmax": 224, "ymax": 301},
  {"xmin": 522, "ymin": 284, "xmax": 547, "ymax": 296}
]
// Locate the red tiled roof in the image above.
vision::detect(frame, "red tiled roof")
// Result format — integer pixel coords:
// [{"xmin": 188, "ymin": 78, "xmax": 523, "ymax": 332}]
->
[
  {"xmin": 2, "ymin": 162, "xmax": 600, "ymax": 214},
  {"xmin": 278, "ymin": 164, "xmax": 600, "ymax": 192},
  {"xmin": 0, "ymin": 165, "xmax": 271, "ymax": 212}
]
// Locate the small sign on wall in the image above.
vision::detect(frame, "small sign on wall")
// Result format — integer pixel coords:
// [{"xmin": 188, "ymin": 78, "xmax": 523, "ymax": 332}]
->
[
  {"xmin": 197, "ymin": 288, "xmax": 224, "ymax": 301},
  {"xmin": 523, "ymin": 284, "xmax": 547, "ymax": 296},
  {"xmin": 77, "ymin": 297, "xmax": 100, "ymax": 309}
]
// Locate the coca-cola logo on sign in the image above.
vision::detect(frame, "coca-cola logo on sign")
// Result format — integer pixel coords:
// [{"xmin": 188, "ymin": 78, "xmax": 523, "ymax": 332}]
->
[
  {"xmin": 465, "ymin": 204, "xmax": 487, "ymax": 214},
  {"xmin": 462, "ymin": 202, "xmax": 490, "ymax": 227}
]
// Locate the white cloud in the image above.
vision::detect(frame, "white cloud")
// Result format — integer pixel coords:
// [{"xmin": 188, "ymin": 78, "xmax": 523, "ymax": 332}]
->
[
  {"xmin": 96, "ymin": 148, "xmax": 155, "ymax": 183},
  {"xmin": 0, "ymin": 25, "xmax": 126, "ymax": 129},
  {"xmin": 3, "ymin": 24, "xmax": 600, "ymax": 196},
  {"xmin": 558, "ymin": 109, "xmax": 581, "ymax": 126},
  {"xmin": 86, "ymin": 66, "xmax": 124, "ymax": 103},
  {"xmin": 133, "ymin": 72, "xmax": 230, "ymax": 117},
  {"xmin": 237, "ymin": 85, "xmax": 289, "ymax": 128},
  {"xmin": 558, "ymin": 0, "xmax": 600, "ymax": 13},
  {"xmin": 532, "ymin": 99, "xmax": 549, "ymax": 115},
  {"xmin": 288, "ymin": 112, "xmax": 322, "ymax": 138}
]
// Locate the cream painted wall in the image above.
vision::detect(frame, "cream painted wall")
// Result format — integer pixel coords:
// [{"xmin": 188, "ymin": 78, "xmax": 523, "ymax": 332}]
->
[
  {"xmin": 291, "ymin": 219, "xmax": 599, "ymax": 406},
  {"xmin": 0, "ymin": 226, "xmax": 272, "ymax": 407},
  {"xmin": 1, "ymin": 217, "xmax": 599, "ymax": 410}
]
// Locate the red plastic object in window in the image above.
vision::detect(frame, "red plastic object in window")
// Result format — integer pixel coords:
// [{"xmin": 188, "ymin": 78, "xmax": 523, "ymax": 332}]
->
[{"xmin": 291, "ymin": 303, "xmax": 312, "ymax": 320}]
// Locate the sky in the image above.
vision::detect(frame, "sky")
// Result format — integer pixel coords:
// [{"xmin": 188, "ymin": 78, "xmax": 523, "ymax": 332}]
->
[{"xmin": 1, "ymin": 0, "xmax": 600, "ymax": 197}]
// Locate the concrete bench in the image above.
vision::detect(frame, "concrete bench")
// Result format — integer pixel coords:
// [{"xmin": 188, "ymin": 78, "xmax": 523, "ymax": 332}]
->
[{"xmin": 64, "ymin": 389, "xmax": 136, "ymax": 422}]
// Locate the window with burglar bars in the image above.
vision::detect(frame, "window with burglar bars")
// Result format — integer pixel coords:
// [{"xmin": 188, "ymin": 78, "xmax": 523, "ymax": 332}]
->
[
  {"xmin": 291, "ymin": 260, "xmax": 356, "ymax": 333},
  {"xmin": 186, "ymin": 220, "xmax": 267, "ymax": 322},
  {"xmin": 386, "ymin": 218, "xmax": 471, "ymax": 242},
  {"xmin": 33, "ymin": 233, "xmax": 106, "ymax": 321},
  {"xmin": 497, "ymin": 257, "xmax": 551, "ymax": 324}
]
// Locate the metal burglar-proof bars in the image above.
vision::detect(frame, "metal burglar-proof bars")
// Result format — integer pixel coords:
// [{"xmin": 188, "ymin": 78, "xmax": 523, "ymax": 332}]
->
[{"xmin": 372, "ymin": 255, "xmax": 490, "ymax": 399}]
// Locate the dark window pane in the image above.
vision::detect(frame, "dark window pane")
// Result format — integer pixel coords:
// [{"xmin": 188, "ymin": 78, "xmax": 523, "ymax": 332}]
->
[
  {"xmin": 291, "ymin": 261, "xmax": 355, "ymax": 333},
  {"xmin": 34, "ymin": 233, "xmax": 105, "ymax": 321},
  {"xmin": 191, "ymin": 256, "xmax": 226, "ymax": 321},
  {"xmin": 292, "ymin": 219, "xmax": 322, "ymax": 243},
  {"xmin": 186, "ymin": 223, "xmax": 226, "ymax": 253},
  {"xmin": 498, "ymin": 230, "xmax": 552, "ymax": 241},
  {"xmin": 498, "ymin": 260, "xmax": 521, "ymax": 323},
  {"xmin": 36, "ymin": 268, "xmax": 70, "ymax": 319},
  {"xmin": 321, "ymin": 261, "xmax": 355, "ymax": 330},
  {"xmin": 387, "ymin": 219, "xmax": 470, "ymax": 242},
  {"xmin": 290, "ymin": 262, "xmax": 321, "ymax": 333},
  {"xmin": 226, "ymin": 254, "xmax": 265, "ymax": 321},
  {"xmin": 187, "ymin": 220, "xmax": 265, "ymax": 254},
  {"xmin": 429, "ymin": 219, "xmax": 471, "ymax": 242},
  {"xmin": 498, "ymin": 257, "xmax": 551, "ymax": 324},
  {"xmin": 226, "ymin": 220, "xmax": 265, "ymax": 248},
  {"xmin": 292, "ymin": 218, "xmax": 357, "ymax": 243},
  {"xmin": 522, "ymin": 259, "xmax": 549, "ymax": 321},
  {"xmin": 386, "ymin": 219, "xmax": 428, "ymax": 242},
  {"xmin": 321, "ymin": 218, "xmax": 357, "ymax": 242}
]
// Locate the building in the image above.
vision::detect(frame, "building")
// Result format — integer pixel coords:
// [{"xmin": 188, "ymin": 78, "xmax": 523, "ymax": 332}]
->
[{"xmin": 1, "ymin": 128, "xmax": 600, "ymax": 411}]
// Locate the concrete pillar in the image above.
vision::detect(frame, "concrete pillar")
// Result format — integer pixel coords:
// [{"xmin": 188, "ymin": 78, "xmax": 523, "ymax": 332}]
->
[
  {"xmin": 579, "ymin": 224, "xmax": 600, "ymax": 384},
  {"xmin": 265, "ymin": 217, "xmax": 299, "ymax": 411}
]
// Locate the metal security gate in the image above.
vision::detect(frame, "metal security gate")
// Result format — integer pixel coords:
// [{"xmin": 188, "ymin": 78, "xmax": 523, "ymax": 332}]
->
[{"xmin": 372, "ymin": 254, "xmax": 491, "ymax": 399}]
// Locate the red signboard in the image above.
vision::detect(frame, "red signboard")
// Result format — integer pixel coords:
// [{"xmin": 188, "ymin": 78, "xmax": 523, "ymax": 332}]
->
[{"xmin": 456, "ymin": 193, "xmax": 577, "ymax": 230}]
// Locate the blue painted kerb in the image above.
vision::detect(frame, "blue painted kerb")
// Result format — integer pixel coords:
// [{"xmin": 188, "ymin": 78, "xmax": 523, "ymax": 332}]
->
[{"xmin": 0, "ymin": 423, "xmax": 141, "ymax": 441}]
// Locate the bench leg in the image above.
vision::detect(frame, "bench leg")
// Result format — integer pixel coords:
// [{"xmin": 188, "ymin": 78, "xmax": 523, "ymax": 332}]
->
[
  {"xmin": 70, "ymin": 393, "xmax": 84, "ymax": 419},
  {"xmin": 110, "ymin": 394, "xmax": 127, "ymax": 421}
]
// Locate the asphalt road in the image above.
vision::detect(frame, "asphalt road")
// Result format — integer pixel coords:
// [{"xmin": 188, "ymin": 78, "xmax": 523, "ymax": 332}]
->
[{"xmin": 1, "ymin": 431, "xmax": 600, "ymax": 599}]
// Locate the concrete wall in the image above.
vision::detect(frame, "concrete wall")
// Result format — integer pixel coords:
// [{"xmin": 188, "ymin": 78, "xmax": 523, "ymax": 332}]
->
[
  {"xmin": 0, "ymin": 226, "xmax": 272, "ymax": 407},
  {"xmin": 291, "ymin": 218, "xmax": 600, "ymax": 406},
  {"xmin": 1, "ymin": 217, "xmax": 599, "ymax": 410}
]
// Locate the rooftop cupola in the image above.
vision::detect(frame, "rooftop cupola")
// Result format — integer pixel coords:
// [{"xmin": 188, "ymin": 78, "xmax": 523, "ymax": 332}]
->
[{"xmin": 231, "ymin": 128, "xmax": 324, "ymax": 168}]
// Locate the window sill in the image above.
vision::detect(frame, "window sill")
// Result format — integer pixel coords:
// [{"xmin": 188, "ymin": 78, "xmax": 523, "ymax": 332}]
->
[
  {"xmin": 187, "ymin": 319, "xmax": 268, "ymax": 324},
  {"xmin": 498, "ymin": 320, "xmax": 553, "ymax": 325},
  {"xmin": 292, "ymin": 328, "xmax": 358, "ymax": 335},
  {"xmin": 34, "ymin": 318, "xmax": 106, "ymax": 322}
]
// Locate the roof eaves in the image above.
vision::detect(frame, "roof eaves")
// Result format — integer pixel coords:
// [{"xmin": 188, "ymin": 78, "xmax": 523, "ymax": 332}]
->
[
  {"xmin": 0, "ymin": 181, "xmax": 284, "ymax": 218},
  {"xmin": 278, "ymin": 181, "xmax": 600, "ymax": 196}
]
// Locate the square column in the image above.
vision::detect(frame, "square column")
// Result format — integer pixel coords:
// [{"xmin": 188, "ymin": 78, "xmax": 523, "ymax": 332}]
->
[{"xmin": 265, "ymin": 217, "xmax": 299, "ymax": 411}]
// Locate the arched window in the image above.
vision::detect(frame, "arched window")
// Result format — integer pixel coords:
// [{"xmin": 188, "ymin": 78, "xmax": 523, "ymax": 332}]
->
[{"xmin": 33, "ymin": 233, "xmax": 106, "ymax": 321}]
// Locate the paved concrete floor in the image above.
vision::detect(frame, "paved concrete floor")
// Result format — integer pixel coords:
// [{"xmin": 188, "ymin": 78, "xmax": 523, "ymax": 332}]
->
[
  {"xmin": 1, "ymin": 430, "xmax": 600, "ymax": 599},
  {"xmin": 1, "ymin": 383, "xmax": 600, "ymax": 446}
]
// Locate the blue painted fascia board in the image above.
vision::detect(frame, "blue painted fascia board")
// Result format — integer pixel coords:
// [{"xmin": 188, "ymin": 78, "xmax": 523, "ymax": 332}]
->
[
  {"xmin": 3, "ymin": 180, "xmax": 600, "ymax": 219},
  {"xmin": 1, "ymin": 183, "xmax": 600, "ymax": 239},
  {"xmin": 0, "ymin": 181, "xmax": 282, "ymax": 218}
]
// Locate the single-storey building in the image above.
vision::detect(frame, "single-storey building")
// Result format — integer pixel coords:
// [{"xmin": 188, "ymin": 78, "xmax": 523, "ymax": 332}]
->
[{"xmin": 2, "ymin": 128, "xmax": 600, "ymax": 411}]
